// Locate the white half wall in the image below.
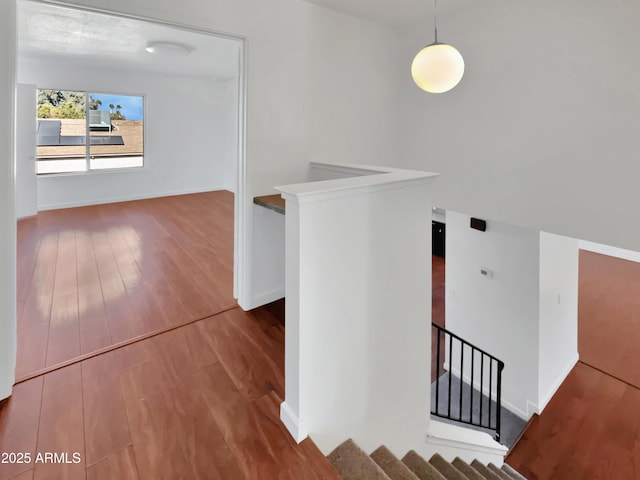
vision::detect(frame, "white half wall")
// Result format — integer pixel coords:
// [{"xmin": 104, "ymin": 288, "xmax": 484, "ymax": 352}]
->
[
  {"xmin": 538, "ymin": 232, "xmax": 579, "ymax": 412},
  {"xmin": 18, "ymin": 58, "xmax": 239, "ymax": 209},
  {"xmin": 278, "ymin": 165, "xmax": 436, "ymax": 456},
  {"xmin": 16, "ymin": 83, "xmax": 37, "ymax": 218},
  {"xmin": 445, "ymin": 211, "xmax": 540, "ymax": 419},
  {"xmin": 397, "ymin": 0, "xmax": 640, "ymax": 253},
  {"xmin": 0, "ymin": 0, "xmax": 17, "ymax": 400}
]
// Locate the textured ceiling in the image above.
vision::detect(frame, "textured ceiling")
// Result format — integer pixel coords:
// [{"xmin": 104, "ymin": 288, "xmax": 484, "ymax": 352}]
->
[{"xmin": 18, "ymin": 1, "xmax": 240, "ymax": 80}]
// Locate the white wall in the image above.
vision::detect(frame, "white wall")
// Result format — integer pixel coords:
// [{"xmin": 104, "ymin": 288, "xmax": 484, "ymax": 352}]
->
[
  {"xmin": 18, "ymin": 58, "xmax": 238, "ymax": 209},
  {"xmin": 251, "ymin": 204, "xmax": 285, "ymax": 305},
  {"xmin": 397, "ymin": 0, "xmax": 640, "ymax": 253},
  {"xmin": 445, "ymin": 211, "xmax": 541, "ymax": 419},
  {"xmin": 538, "ymin": 232, "xmax": 578, "ymax": 412},
  {"xmin": 218, "ymin": 78, "xmax": 239, "ymax": 191},
  {"xmin": 16, "ymin": 83, "xmax": 37, "ymax": 218},
  {"xmin": 0, "ymin": 0, "xmax": 17, "ymax": 400}
]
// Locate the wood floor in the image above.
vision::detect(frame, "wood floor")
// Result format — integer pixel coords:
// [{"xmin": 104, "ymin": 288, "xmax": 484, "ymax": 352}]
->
[
  {"xmin": 15, "ymin": 191, "xmax": 236, "ymax": 379},
  {"xmin": 2, "ymin": 192, "xmax": 339, "ymax": 480},
  {"xmin": 432, "ymin": 255, "xmax": 445, "ymax": 328},
  {"xmin": 0, "ymin": 306, "xmax": 338, "ymax": 480},
  {"xmin": 507, "ymin": 249, "xmax": 640, "ymax": 479},
  {"xmin": 431, "ymin": 255, "xmax": 445, "ymax": 381}
]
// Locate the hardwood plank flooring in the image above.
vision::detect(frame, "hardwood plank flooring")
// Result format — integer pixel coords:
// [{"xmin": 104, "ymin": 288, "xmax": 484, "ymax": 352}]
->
[
  {"xmin": 15, "ymin": 191, "xmax": 237, "ymax": 379},
  {"xmin": 7, "ymin": 470, "xmax": 34, "ymax": 480},
  {"xmin": 507, "ymin": 361, "xmax": 640, "ymax": 479},
  {"xmin": 46, "ymin": 293, "xmax": 80, "ymax": 367},
  {"xmin": 195, "ymin": 309, "xmax": 285, "ymax": 401},
  {"xmin": 81, "ymin": 351, "xmax": 131, "ymax": 467},
  {"xmin": 33, "ymin": 365, "xmax": 85, "ymax": 480},
  {"xmin": 432, "ymin": 255, "xmax": 445, "ymax": 328},
  {"xmin": 6, "ymin": 190, "xmax": 338, "ymax": 478},
  {"xmin": 507, "ymin": 249, "xmax": 640, "ymax": 478},
  {"xmin": 0, "ymin": 378, "xmax": 43, "ymax": 480},
  {"xmin": 0, "ymin": 304, "xmax": 339, "ymax": 480},
  {"xmin": 86, "ymin": 447, "xmax": 139, "ymax": 480}
]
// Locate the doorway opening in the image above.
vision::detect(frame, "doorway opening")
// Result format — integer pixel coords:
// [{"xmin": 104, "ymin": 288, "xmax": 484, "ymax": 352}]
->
[{"xmin": 15, "ymin": 0, "xmax": 248, "ymax": 380}]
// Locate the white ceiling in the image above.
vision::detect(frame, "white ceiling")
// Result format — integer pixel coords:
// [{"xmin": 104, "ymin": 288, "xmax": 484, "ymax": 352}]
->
[
  {"xmin": 18, "ymin": 1, "xmax": 240, "ymax": 80},
  {"xmin": 303, "ymin": 0, "xmax": 435, "ymax": 29}
]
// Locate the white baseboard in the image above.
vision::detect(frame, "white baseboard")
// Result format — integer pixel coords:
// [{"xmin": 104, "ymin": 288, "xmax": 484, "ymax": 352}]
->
[
  {"xmin": 537, "ymin": 353, "xmax": 579, "ymax": 414},
  {"xmin": 37, "ymin": 186, "xmax": 230, "ymax": 211},
  {"xmin": 501, "ymin": 399, "xmax": 529, "ymax": 421},
  {"xmin": 280, "ymin": 401, "xmax": 308, "ymax": 443},
  {"xmin": 242, "ymin": 287, "xmax": 285, "ymax": 311}
]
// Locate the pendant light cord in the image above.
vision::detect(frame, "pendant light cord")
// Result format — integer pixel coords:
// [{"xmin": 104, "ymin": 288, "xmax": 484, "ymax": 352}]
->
[{"xmin": 434, "ymin": 0, "xmax": 438, "ymax": 43}]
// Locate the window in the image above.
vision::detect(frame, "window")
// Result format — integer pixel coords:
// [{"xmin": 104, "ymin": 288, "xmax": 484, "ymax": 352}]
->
[{"xmin": 36, "ymin": 89, "xmax": 144, "ymax": 174}]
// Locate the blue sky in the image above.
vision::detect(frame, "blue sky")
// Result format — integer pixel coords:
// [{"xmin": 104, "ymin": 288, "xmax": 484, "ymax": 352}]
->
[{"xmin": 90, "ymin": 93, "xmax": 143, "ymax": 120}]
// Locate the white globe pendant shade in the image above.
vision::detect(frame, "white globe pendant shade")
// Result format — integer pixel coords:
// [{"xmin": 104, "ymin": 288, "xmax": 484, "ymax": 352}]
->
[{"xmin": 411, "ymin": 43, "xmax": 465, "ymax": 93}]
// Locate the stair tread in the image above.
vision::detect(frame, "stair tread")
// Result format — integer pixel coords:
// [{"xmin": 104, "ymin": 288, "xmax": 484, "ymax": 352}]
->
[
  {"xmin": 488, "ymin": 463, "xmax": 515, "ymax": 480},
  {"xmin": 402, "ymin": 451, "xmax": 447, "ymax": 480},
  {"xmin": 327, "ymin": 439, "xmax": 391, "ymax": 480},
  {"xmin": 501, "ymin": 464, "xmax": 527, "ymax": 480},
  {"xmin": 429, "ymin": 453, "xmax": 470, "ymax": 480},
  {"xmin": 470, "ymin": 460, "xmax": 502, "ymax": 480},
  {"xmin": 326, "ymin": 438, "xmax": 529, "ymax": 480},
  {"xmin": 371, "ymin": 446, "xmax": 421, "ymax": 480},
  {"xmin": 451, "ymin": 457, "xmax": 486, "ymax": 480}
]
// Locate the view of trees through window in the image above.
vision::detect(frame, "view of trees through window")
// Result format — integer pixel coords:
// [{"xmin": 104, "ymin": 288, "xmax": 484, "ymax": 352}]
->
[{"xmin": 36, "ymin": 89, "xmax": 144, "ymax": 174}]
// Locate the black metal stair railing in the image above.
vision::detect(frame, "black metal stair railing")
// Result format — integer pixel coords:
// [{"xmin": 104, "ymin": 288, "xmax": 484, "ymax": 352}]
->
[{"xmin": 431, "ymin": 322, "xmax": 505, "ymax": 442}]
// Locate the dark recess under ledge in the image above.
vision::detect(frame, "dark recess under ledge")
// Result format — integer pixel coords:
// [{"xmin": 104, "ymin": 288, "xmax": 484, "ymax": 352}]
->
[{"xmin": 254, "ymin": 194, "xmax": 285, "ymax": 214}]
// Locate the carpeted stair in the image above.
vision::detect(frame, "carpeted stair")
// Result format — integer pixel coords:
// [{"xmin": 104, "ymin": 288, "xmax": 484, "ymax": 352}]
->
[{"xmin": 328, "ymin": 439, "xmax": 528, "ymax": 480}]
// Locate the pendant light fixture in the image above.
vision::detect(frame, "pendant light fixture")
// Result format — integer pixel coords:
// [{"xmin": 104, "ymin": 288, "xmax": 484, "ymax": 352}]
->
[{"xmin": 411, "ymin": 0, "xmax": 464, "ymax": 93}]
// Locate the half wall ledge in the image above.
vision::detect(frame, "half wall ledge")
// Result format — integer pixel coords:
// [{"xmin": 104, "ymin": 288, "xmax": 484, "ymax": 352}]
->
[{"xmin": 275, "ymin": 161, "xmax": 439, "ymax": 203}]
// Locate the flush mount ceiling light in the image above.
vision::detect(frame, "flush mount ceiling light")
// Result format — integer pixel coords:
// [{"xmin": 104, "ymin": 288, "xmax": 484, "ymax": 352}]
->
[
  {"xmin": 411, "ymin": 0, "xmax": 464, "ymax": 93},
  {"xmin": 145, "ymin": 41, "xmax": 194, "ymax": 56}
]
